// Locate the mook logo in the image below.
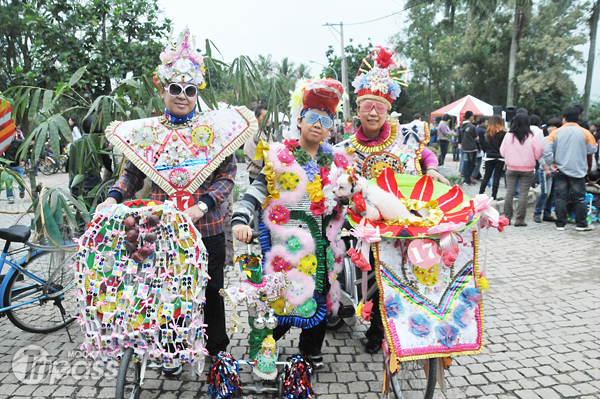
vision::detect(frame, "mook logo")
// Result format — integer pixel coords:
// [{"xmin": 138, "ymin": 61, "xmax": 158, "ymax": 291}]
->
[{"xmin": 12, "ymin": 345, "xmax": 118, "ymax": 384}]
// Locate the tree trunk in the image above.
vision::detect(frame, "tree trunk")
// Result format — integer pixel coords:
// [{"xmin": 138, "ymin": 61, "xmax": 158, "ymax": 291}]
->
[
  {"xmin": 583, "ymin": 0, "xmax": 599, "ymax": 120},
  {"xmin": 506, "ymin": 5, "xmax": 521, "ymax": 107},
  {"xmin": 446, "ymin": 4, "xmax": 456, "ymax": 104}
]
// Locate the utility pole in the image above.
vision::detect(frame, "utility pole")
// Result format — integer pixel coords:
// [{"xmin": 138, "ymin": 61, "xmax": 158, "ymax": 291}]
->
[{"xmin": 323, "ymin": 22, "xmax": 350, "ymax": 121}]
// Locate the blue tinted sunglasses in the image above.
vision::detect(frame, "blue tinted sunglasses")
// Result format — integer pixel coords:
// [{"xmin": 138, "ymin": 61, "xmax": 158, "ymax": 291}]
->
[{"xmin": 304, "ymin": 111, "xmax": 333, "ymax": 129}]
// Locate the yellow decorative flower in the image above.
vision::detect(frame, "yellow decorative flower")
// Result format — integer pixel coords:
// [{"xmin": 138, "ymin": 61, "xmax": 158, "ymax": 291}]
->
[
  {"xmin": 278, "ymin": 172, "xmax": 300, "ymax": 192},
  {"xmin": 306, "ymin": 176, "xmax": 324, "ymax": 202},
  {"xmin": 271, "ymin": 297, "xmax": 292, "ymax": 315},
  {"xmin": 297, "ymin": 255, "xmax": 318, "ymax": 275}
]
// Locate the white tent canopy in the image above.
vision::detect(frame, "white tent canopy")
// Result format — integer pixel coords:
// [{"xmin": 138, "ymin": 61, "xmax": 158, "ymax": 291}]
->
[{"xmin": 431, "ymin": 95, "xmax": 503, "ymax": 122}]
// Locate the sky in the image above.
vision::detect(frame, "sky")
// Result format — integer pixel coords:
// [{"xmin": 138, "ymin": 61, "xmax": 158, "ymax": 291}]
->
[{"xmin": 158, "ymin": 0, "xmax": 599, "ymax": 103}]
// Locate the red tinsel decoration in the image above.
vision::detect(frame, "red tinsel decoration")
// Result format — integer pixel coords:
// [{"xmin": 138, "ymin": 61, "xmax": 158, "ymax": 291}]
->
[{"xmin": 282, "ymin": 354, "xmax": 314, "ymax": 399}]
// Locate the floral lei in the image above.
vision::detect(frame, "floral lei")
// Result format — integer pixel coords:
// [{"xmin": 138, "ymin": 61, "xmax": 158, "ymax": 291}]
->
[{"xmin": 281, "ymin": 139, "xmax": 335, "ymax": 216}]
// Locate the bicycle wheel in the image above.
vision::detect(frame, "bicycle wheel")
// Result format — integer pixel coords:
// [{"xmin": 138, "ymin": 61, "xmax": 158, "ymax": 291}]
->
[
  {"xmin": 115, "ymin": 348, "xmax": 142, "ymax": 399},
  {"xmin": 39, "ymin": 158, "xmax": 56, "ymax": 175},
  {"xmin": 90, "ymin": 177, "xmax": 118, "ymax": 211},
  {"xmin": 4, "ymin": 250, "xmax": 77, "ymax": 333},
  {"xmin": 391, "ymin": 358, "xmax": 437, "ymax": 399},
  {"xmin": 326, "ymin": 313, "xmax": 345, "ymax": 330}
]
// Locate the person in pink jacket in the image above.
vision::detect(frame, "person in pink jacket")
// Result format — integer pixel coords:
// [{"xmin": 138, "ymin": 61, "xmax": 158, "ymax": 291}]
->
[{"xmin": 500, "ymin": 113, "xmax": 544, "ymax": 226}]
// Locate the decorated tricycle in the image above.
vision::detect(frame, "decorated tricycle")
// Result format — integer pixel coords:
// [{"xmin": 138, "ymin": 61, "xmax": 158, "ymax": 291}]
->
[
  {"xmin": 345, "ymin": 170, "xmax": 507, "ymax": 399},
  {"xmin": 73, "ymin": 199, "xmax": 209, "ymax": 399}
]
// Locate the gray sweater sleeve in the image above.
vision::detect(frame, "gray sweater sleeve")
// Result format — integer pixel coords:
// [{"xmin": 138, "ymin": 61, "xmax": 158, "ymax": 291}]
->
[{"xmin": 231, "ymin": 171, "xmax": 269, "ymax": 227}]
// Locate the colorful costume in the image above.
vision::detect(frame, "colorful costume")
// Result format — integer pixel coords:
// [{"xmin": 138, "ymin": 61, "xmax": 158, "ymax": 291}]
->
[
  {"xmin": 225, "ymin": 79, "xmax": 353, "ymax": 360},
  {"xmin": 74, "ymin": 28, "xmax": 258, "ymax": 371}
]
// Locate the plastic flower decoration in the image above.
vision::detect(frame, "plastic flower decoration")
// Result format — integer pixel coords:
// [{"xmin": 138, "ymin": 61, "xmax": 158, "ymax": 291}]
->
[{"xmin": 155, "ymin": 28, "xmax": 206, "ymax": 89}]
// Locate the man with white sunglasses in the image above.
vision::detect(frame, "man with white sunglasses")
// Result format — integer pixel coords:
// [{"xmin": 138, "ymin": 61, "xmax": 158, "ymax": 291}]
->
[{"xmin": 97, "ymin": 29, "xmax": 257, "ymax": 376}]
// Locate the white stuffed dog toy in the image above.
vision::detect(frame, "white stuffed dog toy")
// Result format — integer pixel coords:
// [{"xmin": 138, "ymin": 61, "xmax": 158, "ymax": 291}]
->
[{"xmin": 334, "ymin": 173, "xmax": 415, "ymax": 222}]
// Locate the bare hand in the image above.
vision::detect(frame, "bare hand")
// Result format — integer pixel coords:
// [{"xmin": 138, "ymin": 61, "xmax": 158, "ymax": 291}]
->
[
  {"xmin": 550, "ymin": 164, "xmax": 559, "ymax": 173},
  {"xmin": 427, "ymin": 169, "xmax": 451, "ymax": 186},
  {"xmin": 233, "ymin": 224, "xmax": 253, "ymax": 243},
  {"xmin": 96, "ymin": 197, "xmax": 117, "ymax": 212},
  {"xmin": 183, "ymin": 205, "xmax": 204, "ymax": 223},
  {"xmin": 544, "ymin": 169, "xmax": 552, "ymax": 179},
  {"xmin": 458, "ymin": 144, "xmax": 462, "ymax": 150}
]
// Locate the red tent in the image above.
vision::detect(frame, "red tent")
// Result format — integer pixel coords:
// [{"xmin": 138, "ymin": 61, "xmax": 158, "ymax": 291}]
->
[{"xmin": 430, "ymin": 95, "xmax": 496, "ymax": 123}]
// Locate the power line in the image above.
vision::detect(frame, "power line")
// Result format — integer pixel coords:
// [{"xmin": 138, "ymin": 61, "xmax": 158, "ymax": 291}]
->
[{"xmin": 341, "ymin": 0, "xmax": 431, "ymax": 26}]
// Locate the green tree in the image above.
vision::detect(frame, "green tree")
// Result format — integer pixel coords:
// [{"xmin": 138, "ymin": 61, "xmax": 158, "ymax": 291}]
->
[
  {"xmin": 323, "ymin": 39, "xmax": 374, "ymax": 116},
  {"xmin": 516, "ymin": 0, "xmax": 586, "ymax": 118},
  {"xmin": 0, "ymin": 0, "xmax": 170, "ymax": 98}
]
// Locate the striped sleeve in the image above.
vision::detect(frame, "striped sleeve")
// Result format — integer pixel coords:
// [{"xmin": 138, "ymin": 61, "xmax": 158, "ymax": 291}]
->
[{"xmin": 231, "ymin": 172, "xmax": 269, "ymax": 227}]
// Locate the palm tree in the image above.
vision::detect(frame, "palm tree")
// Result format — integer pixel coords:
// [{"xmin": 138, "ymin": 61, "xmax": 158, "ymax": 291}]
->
[
  {"xmin": 276, "ymin": 57, "xmax": 297, "ymax": 82},
  {"xmin": 296, "ymin": 63, "xmax": 311, "ymax": 80},
  {"xmin": 255, "ymin": 54, "xmax": 276, "ymax": 79}
]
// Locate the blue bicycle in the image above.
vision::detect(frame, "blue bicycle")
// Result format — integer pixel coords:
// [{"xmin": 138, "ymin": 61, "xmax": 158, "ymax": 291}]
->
[{"xmin": 0, "ymin": 224, "xmax": 77, "ymax": 333}]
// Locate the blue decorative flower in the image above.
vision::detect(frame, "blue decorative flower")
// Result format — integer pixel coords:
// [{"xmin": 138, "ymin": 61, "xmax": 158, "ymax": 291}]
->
[
  {"xmin": 302, "ymin": 161, "xmax": 320, "ymax": 182},
  {"xmin": 385, "ymin": 294, "xmax": 404, "ymax": 318},
  {"xmin": 408, "ymin": 313, "xmax": 431, "ymax": 338},
  {"xmin": 435, "ymin": 323, "xmax": 460, "ymax": 348},
  {"xmin": 459, "ymin": 288, "xmax": 481, "ymax": 307},
  {"xmin": 452, "ymin": 304, "xmax": 470, "ymax": 328},
  {"xmin": 320, "ymin": 143, "xmax": 334, "ymax": 154}
]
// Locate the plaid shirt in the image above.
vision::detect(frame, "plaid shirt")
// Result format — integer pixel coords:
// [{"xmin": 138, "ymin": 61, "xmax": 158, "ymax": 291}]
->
[{"xmin": 109, "ymin": 155, "xmax": 236, "ymax": 238}]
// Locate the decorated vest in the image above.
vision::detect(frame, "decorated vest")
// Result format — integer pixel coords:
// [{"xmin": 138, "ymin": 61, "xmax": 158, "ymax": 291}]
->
[
  {"xmin": 338, "ymin": 120, "xmax": 429, "ymax": 180},
  {"xmin": 105, "ymin": 107, "xmax": 257, "ymax": 206},
  {"xmin": 222, "ymin": 140, "xmax": 354, "ymax": 356}
]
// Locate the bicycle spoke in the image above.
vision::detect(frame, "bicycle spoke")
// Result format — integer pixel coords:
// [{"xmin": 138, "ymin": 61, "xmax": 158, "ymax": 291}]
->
[{"xmin": 5, "ymin": 250, "xmax": 78, "ymax": 333}]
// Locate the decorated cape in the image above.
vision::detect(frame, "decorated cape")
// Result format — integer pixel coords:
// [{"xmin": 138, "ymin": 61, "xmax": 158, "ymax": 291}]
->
[
  {"xmin": 105, "ymin": 107, "xmax": 257, "ymax": 196},
  {"xmin": 347, "ymin": 171, "xmax": 507, "ymax": 368},
  {"xmin": 73, "ymin": 200, "xmax": 209, "ymax": 373},
  {"xmin": 338, "ymin": 120, "xmax": 430, "ymax": 178}
]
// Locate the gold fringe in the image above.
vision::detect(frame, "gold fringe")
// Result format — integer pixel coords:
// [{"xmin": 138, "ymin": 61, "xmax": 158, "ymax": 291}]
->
[{"xmin": 105, "ymin": 107, "xmax": 258, "ymax": 196}]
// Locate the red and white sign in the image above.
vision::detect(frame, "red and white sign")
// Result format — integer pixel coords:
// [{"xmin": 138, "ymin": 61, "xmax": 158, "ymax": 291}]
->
[
  {"xmin": 408, "ymin": 239, "xmax": 441, "ymax": 269},
  {"xmin": 169, "ymin": 190, "xmax": 195, "ymax": 211}
]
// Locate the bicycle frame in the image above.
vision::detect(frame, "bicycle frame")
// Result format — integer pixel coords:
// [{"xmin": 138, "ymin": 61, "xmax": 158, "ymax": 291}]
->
[{"xmin": 0, "ymin": 242, "xmax": 46, "ymax": 313}]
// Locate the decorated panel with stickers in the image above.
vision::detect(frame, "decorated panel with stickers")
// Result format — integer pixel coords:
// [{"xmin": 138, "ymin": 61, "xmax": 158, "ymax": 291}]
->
[
  {"xmin": 73, "ymin": 199, "xmax": 209, "ymax": 374},
  {"xmin": 346, "ymin": 171, "xmax": 508, "ymax": 365}
]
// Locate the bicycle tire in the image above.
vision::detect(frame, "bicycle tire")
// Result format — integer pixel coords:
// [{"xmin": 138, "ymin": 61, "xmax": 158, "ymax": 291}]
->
[
  {"xmin": 90, "ymin": 177, "xmax": 118, "ymax": 211},
  {"xmin": 326, "ymin": 313, "xmax": 345, "ymax": 331},
  {"xmin": 115, "ymin": 348, "xmax": 142, "ymax": 399},
  {"xmin": 39, "ymin": 158, "xmax": 56, "ymax": 175},
  {"xmin": 4, "ymin": 250, "xmax": 77, "ymax": 333},
  {"xmin": 391, "ymin": 358, "xmax": 437, "ymax": 399}
]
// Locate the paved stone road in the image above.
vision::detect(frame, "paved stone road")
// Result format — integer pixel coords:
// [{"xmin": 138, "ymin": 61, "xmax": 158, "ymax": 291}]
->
[{"xmin": 0, "ymin": 164, "xmax": 598, "ymax": 398}]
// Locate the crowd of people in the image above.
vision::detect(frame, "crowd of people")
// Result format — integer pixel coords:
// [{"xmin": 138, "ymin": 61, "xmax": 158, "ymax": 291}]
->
[{"xmin": 430, "ymin": 105, "xmax": 598, "ymax": 230}]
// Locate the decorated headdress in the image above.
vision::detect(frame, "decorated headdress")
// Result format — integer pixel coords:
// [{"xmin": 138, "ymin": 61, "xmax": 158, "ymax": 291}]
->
[
  {"xmin": 352, "ymin": 47, "xmax": 408, "ymax": 108},
  {"xmin": 154, "ymin": 28, "xmax": 206, "ymax": 89},
  {"xmin": 288, "ymin": 78, "xmax": 344, "ymax": 139}
]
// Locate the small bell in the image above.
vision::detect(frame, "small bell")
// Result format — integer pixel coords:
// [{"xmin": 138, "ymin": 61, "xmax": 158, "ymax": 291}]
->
[
  {"xmin": 253, "ymin": 315, "xmax": 266, "ymax": 329},
  {"xmin": 265, "ymin": 315, "xmax": 278, "ymax": 329}
]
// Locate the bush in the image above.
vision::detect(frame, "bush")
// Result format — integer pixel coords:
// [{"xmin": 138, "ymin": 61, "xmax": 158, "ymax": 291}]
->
[{"xmin": 235, "ymin": 148, "xmax": 245, "ymax": 163}]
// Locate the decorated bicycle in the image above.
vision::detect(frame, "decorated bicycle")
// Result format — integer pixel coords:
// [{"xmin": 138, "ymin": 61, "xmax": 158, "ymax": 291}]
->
[
  {"xmin": 75, "ymin": 28, "xmax": 257, "ymax": 399},
  {"xmin": 218, "ymin": 78, "xmax": 354, "ymax": 398},
  {"xmin": 332, "ymin": 46, "xmax": 508, "ymax": 399}
]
